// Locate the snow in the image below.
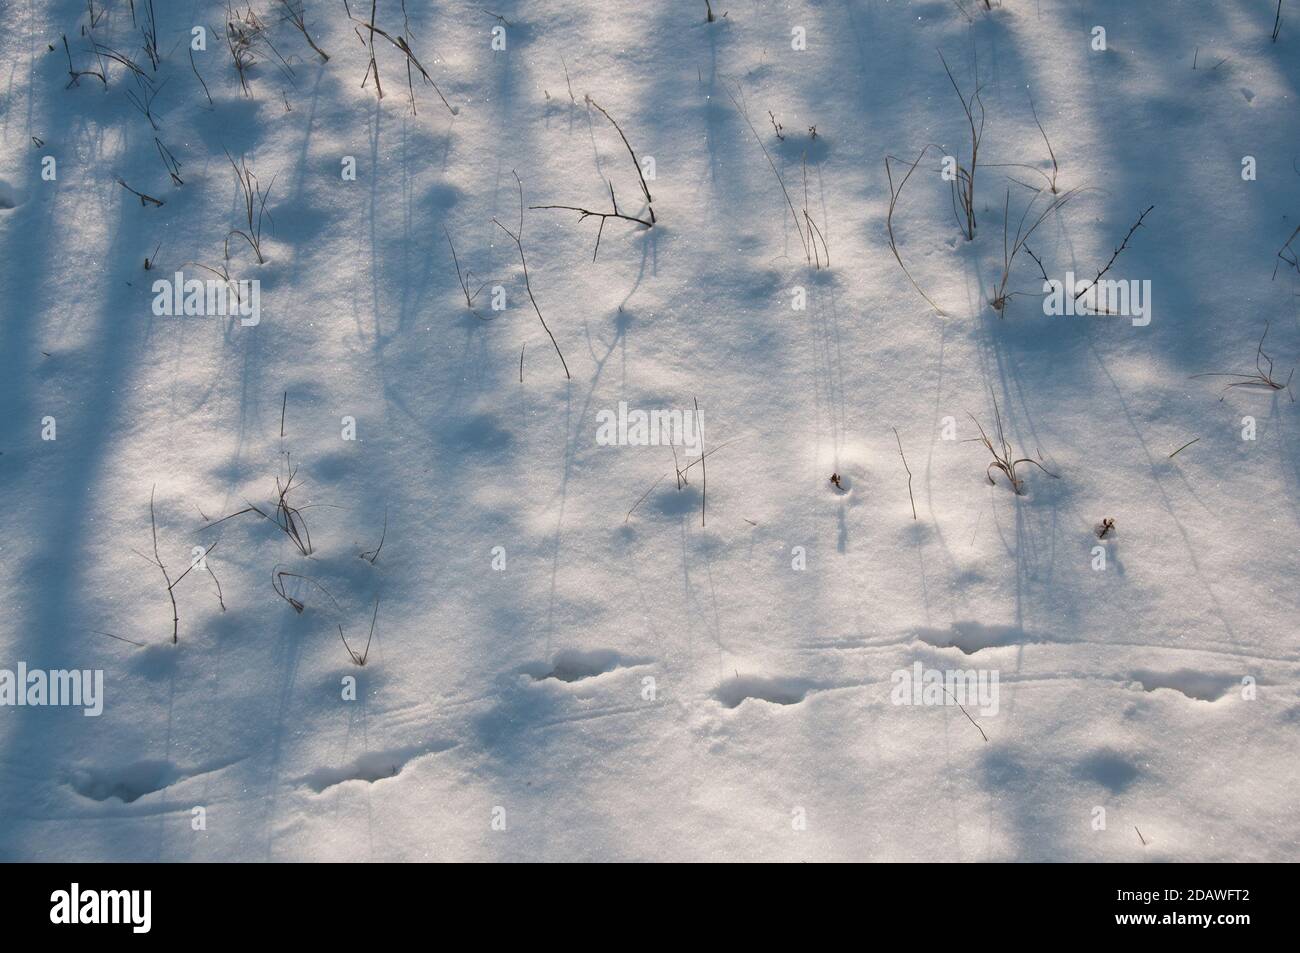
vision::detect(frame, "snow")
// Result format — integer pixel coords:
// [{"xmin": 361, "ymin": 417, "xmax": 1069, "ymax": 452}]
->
[{"xmin": 0, "ymin": 0, "xmax": 1297, "ymax": 862}]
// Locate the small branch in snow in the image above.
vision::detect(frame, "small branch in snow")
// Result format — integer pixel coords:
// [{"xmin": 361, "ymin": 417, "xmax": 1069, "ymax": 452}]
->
[
  {"xmin": 893, "ymin": 427, "xmax": 917, "ymax": 519},
  {"xmin": 1191, "ymin": 322, "xmax": 1295, "ymax": 402},
  {"xmin": 117, "ymin": 177, "xmax": 165, "ymax": 207},
  {"xmin": 1073, "ymin": 205, "xmax": 1154, "ymax": 302},
  {"xmin": 494, "ymin": 171, "xmax": 570, "ymax": 380}
]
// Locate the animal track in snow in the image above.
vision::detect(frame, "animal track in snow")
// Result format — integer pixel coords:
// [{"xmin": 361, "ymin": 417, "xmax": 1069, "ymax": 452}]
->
[
  {"xmin": 915, "ymin": 623, "xmax": 1048, "ymax": 654},
  {"xmin": 714, "ymin": 675, "xmax": 815, "ymax": 708},
  {"xmin": 1075, "ymin": 750, "xmax": 1142, "ymax": 793},
  {"xmin": 1128, "ymin": 670, "xmax": 1237, "ymax": 702},
  {"xmin": 69, "ymin": 757, "xmax": 238, "ymax": 803},
  {"xmin": 299, "ymin": 740, "xmax": 457, "ymax": 793},
  {"xmin": 524, "ymin": 649, "xmax": 643, "ymax": 683},
  {"xmin": 70, "ymin": 760, "xmax": 180, "ymax": 803}
]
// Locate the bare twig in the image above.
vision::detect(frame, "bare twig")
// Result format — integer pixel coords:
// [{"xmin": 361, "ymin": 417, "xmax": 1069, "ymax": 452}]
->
[
  {"xmin": 140, "ymin": 0, "xmax": 160, "ymax": 71},
  {"xmin": 1192, "ymin": 322, "xmax": 1295, "ymax": 401},
  {"xmin": 155, "ymin": 138, "xmax": 183, "ymax": 185},
  {"xmin": 696, "ymin": 397, "xmax": 706, "ymax": 527},
  {"xmin": 63, "ymin": 34, "xmax": 106, "ymax": 87},
  {"xmin": 345, "ymin": 0, "xmax": 456, "ymax": 115},
  {"xmin": 206, "ymin": 560, "xmax": 226, "ymax": 611},
  {"xmin": 1029, "ymin": 96, "xmax": 1059, "ymax": 193},
  {"xmin": 278, "ymin": 0, "xmax": 329, "ymax": 61},
  {"xmin": 272, "ymin": 568, "xmax": 341, "ymax": 614},
  {"xmin": 117, "ymin": 178, "xmax": 164, "ymax": 207},
  {"xmin": 893, "ymin": 427, "xmax": 917, "ymax": 519},
  {"xmin": 90, "ymin": 41, "xmax": 150, "ymax": 82},
  {"xmin": 201, "ymin": 456, "xmax": 317, "ymax": 555},
  {"xmin": 1074, "ymin": 205, "xmax": 1154, "ymax": 302},
  {"xmin": 625, "ymin": 437, "xmax": 747, "ymax": 523},
  {"xmin": 190, "ymin": 42, "xmax": 213, "ymax": 106},
  {"xmin": 146, "ymin": 485, "xmax": 179, "ymax": 643},
  {"xmin": 494, "ymin": 171, "xmax": 570, "ymax": 379},
  {"xmin": 224, "ymin": 150, "xmax": 274, "ymax": 264},
  {"xmin": 587, "ymin": 97, "xmax": 655, "ymax": 224},
  {"xmin": 990, "ymin": 186, "xmax": 1081, "ymax": 312},
  {"xmin": 530, "ymin": 179, "xmax": 653, "ymax": 262},
  {"xmin": 360, "ymin": 506, "xmax": 388, "ymax": 563},
  {"xmin": 124, "ymin": 71, "xmax": 162, "ymax": 130},
  {"xmin": 560, "ymin": 54, "xmax": 576, "ymax": 103},
  {"xmin": 939, "ymin": 50, "xmax": 985, "ymax": 241},
  {"xmin": 941, "ymin": 685, "xmax": 989, "ymax": 742},
  {"xmin": 802, "ymin": 152, "xmax": 829, "ymax": 269},
  {"xmin": 885, "ymin": 146, "xmax": 945, "ymax": 314},
  {"xmin": 1274, "ymin": 225, "xmax": 1300, "ymax": 279},
  {"xmin": 625, "ymin": 471, "xmax": 669, "ymax": 523},
  {"xmin": 93, "ymin": 629, "xmax": 147, "ymax": 648},
  {"xmin": 727, "ymin": 85, "xmax": 810, "ymax": 264},
  {"xmin": 444, "ymin": 226, "xmax": 489, "ymax": 308},
  {"xmin": 968, "ymin": 389, "xmax": 1058, "ymax": 494},
  {"xmin": 530, "ymin": 97, "xmax": 655, "ymax": 259},
  {"xmin": 340, "ymin": 596, "xmax": 379, "ymax": 665},
  {"xmin": 225, "ymin": 2, "xmax": 294, "ymax": 98}
]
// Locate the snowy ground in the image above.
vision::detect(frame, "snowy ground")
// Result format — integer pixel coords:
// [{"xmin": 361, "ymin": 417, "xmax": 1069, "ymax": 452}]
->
[{"xmin": 1, "ymin": 0, "xmax": 1298, "ymax": 862}]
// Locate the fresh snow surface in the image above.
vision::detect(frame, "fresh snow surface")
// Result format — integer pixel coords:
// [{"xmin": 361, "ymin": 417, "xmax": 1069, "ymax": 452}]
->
[{"xmin": 1, "ymin": 0, "xmax": 1298, "ymax": 862}]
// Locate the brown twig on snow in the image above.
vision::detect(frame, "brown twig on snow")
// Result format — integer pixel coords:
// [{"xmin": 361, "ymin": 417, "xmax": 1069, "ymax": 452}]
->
[
  {"xmin": 494, "ymin": 171, "xmax": 571, "ymax": 379},
  {"xmin": 1073, "ymin": 205, "xmax": 1154, "ymax": 302},
  {"xmin": 136, "ymin": 486, "xmax": 214, "ymax": 644},
  {"xmin": 729, "ymin": 85, "xmax": 811, "ymax": 267},
  {"xmin": 941, "ymin": 686, "xmax": 989, "ymax": 742},
  {"xmin": 967, "ymin": 388, "xmax": 1058, "ymax": 494},
  {"xmin": 360, "ymin": 506, "xmax": 388, "ymax": 563},
  {"xmin": 696, "ymin": 396, "xmax": 707, "ymax": 527},
  {"xmin": 444, "ymin": 226, "xmax": 490, "ymax": 309},
  {"xmin": 1192, "ymin": 322, "xmax": 1295, "ymax": 401},
  {"xmin": 989, "ymin": 186, "xmax": 1081, "ymax": 312},
  {"xmin": 200, "ymin": 455, "xmax": 317, "ymax": 555},
  {"xmin": 62, "ymin": 34, "xmax": 106, "ymax": 87},
  {"xmin": 885, "ymin": 146, "xmax": 946, "ymax": 314},
  {"xmin": 939, "ymin": 50, "xmax": 985, "ymax": 241},
  {"xmin": 893, "ymin": 427, "xmax": 917, "ymax": 519},
  {"xmin": 277, "ymin": 0, "xmax": 329, "ymax": 61},
  {"xmin": 117, "ymin": 178, "xmax": 165, "ymax": 207},
  {"xmin": 272, "ymin": 567, "xmax": 341, "ymax": 615},
  {"xmin": 345, "ymin": 0, "xmax": 456, "ymax": 115},
  {"xmin": 340, "ymin": 596, "xmax": 380, "ymax": 665},
  {"xmin": 1274, "ymin": 224, "xmax": 1300, "ymax": 279},
  {"xmin": 530, "ymin": 97, "xmax": 656, "ymax": 260},
  {"xmin": 223, "ymin": 150, "xmax": 273, "ymax": 264}
]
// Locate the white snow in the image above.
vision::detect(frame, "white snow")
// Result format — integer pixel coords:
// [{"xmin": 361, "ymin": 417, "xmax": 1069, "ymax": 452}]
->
[{"xmin": 0, "ymin": 0, "xmax": 1297, "ymax": 861}]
